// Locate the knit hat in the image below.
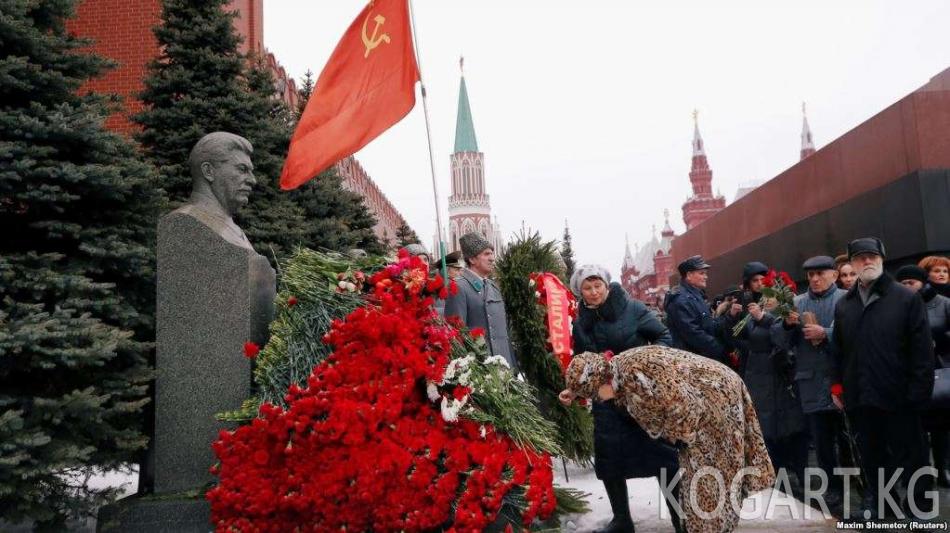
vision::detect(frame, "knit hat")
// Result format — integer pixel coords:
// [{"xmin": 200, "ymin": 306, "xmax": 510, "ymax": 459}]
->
[
  {"xmin": 570, "ymin": 264, "xmax": 612, "ymax": 295},
  {"xmin": 565, "ymin": 352, "xmax": 611, "ymax": 399},
  {"xmin": 742, "ymin": 261, "xmax": 769, "ymax": 283},
  {"xmin": 404, "ymin": 243, "xmax": 429, "ymax": 259},
  {"xmin": 895, "ymin": 265, "xmax": 927, "ymax": 284},
  {"xmin": 458, "ymin": 232, "xmax": 493, "ymax": 261}
]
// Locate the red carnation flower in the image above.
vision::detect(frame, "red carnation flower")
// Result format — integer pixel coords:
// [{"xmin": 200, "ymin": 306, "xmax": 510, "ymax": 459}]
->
[
  {"xmin": 830, "ymin": 383, "xmax": 843, "ymax": 397},
  {"xmin": 728, "ymin": 351, "xmax": 740, "ymax": 368},
  {"xmin": 243, "ymin": 341, "xmax": 260, "ymax": 359},
  {"xmin": 470, "ymin": 327, "xmax": 485, "ymax": 338},
  {"xmin": 453, "ymin": 386, "xmax": 472, "ymax": 401},
  {"xmin": 287, "ymin": 295, "xmax": 298, "ymax": 307},
  {"xmin": 252, "ymin": 450, "xmax": 269, "ymax": 466}
]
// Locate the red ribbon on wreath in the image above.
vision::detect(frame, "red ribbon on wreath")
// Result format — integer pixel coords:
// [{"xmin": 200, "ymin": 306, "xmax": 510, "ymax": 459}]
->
[{"xmin": 531, "ymin": 272, "xmax": 576, "ymax": 371}]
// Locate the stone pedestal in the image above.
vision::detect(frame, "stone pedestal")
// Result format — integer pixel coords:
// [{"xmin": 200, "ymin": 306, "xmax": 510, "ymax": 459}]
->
[
  {"xmin": 153, "ymin": 210, "xmax": 274, "ymax": 493},
  {"xmin": 97, "ymin": 496, "xmax": 211, "ymax": 533},
  {"xmin": 101, "ymin": 209, "xmax": 276, "ymax": 530}
]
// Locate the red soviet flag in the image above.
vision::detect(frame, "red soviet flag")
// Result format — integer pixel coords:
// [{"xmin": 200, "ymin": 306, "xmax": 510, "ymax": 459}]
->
[{"xmin": 280, "ymin": 0, "xmax": 419, "ymax": 190}]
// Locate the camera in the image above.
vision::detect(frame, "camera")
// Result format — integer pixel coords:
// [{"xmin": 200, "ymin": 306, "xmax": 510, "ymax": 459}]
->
[{"xmin": 738, "ymin": 290, "xmax": 757, "ymax": 307}]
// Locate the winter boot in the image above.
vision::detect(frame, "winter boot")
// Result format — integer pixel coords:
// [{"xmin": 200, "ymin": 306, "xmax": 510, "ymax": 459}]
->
[{"xmin": 596, "ymin": 478, "xmax": 634, "ymax": 533}]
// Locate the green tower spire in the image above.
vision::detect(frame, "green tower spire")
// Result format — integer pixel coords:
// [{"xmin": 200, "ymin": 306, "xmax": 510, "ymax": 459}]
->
[{"xmin": 454, "ymin": 58, "xmax": 478, "ymax": 153}]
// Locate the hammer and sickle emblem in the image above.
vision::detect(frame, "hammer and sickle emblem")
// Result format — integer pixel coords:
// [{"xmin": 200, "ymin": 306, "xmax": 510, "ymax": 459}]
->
[{"xmin": 361, "ymin": 12, "xmax": 391, "ymax": 58}]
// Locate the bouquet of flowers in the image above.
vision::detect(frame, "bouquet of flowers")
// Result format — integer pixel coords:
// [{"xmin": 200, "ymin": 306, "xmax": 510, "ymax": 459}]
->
[
  {"xmin": 732, "ymin": 269, "xmax": 798, "ymax": 337},
  {"xmin": 209, "ymin": 251, "xmax": 586, "ymax": 531}
]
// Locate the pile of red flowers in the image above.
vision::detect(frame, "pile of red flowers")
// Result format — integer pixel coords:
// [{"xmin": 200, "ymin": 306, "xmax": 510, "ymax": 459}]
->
[{"xmin": 208, "ymin": 251, "xmax": 557, "ymax": 531}]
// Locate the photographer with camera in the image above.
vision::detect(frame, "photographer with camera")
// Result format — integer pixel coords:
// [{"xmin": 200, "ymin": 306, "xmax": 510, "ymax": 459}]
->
[{"xmin": 733, "ymin": 262, "xmax": 809, "ymax": 498}]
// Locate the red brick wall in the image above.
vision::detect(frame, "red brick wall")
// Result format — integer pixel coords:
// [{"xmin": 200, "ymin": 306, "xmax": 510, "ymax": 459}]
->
[
  {"xmin": 69, "ymin": 0, "xmax": 289, "ymax": 134},
  {"xmin": 672, "ymin": 67, "xmax": 950, "ymax": 265},
  {"xmin": 68, "ymin": 0, "xmax": 162, "ymax": 133},
  {"xmin": 228, "ymin": 0, "xmax": 263, "ymax": 56}
]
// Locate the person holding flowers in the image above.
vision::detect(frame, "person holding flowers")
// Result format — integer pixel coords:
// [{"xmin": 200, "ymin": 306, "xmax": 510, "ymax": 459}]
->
[
  {"xmin": 770, "ymin": 254, "xmax": 847, "ymax": 513},
  {"xmin": 732, "ymin": 261, "xmax": 808, "ymax": 498}
]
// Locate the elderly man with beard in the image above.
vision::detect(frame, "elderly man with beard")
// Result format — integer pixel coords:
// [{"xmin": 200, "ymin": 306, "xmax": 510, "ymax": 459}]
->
[{"xmin": 832, "ymin": 238, "xmax": 935, "ymax": 519}]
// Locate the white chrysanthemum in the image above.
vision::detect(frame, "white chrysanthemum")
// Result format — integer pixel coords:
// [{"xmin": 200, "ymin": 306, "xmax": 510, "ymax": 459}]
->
[
  {"xmin": 484, "ymin": 355, "xmax": 510, "ymax": 368},
  {"xmin": 426, "ymin": 382, "xmax": 440, "ymax": 402},
  {"xmin": 458, "ymin": 370, "xmax": 471, "ymax": 387},
  {"xmin": 338, "ymin": 280, "xmax": 347, "ymax": 289},
  {"xmin": 440, "ymin": 394, "xmax": 468, "ymax": 423}
]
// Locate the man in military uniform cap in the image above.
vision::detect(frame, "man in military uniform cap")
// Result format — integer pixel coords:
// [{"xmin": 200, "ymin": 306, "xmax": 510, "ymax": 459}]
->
[
  {"xmin": 434, "ymin": 250, "xmax": 464, "ymax": 280},
  {"xmin": 664, "ymin": 255, "xmax": 739, "ymax": 364}
]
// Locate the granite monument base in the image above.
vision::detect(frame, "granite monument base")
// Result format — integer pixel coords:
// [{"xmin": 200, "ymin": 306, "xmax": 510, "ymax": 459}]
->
[
  {"xmin": 154, "ymin": 210, "xmax": 275, "ymax": 493},
  {"xmin": 97, "ymin": 494, "xmax": 210, "ymax": 533}
]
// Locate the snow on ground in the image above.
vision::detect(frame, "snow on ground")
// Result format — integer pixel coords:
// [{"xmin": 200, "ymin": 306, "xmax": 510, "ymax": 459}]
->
[
  {"xmin": 554, "ymin": 462, "xmax": 837, "ymax": 532},
  {"xmin": 40, "ymin": 463, "xmax": 841, "ymax": 532}
]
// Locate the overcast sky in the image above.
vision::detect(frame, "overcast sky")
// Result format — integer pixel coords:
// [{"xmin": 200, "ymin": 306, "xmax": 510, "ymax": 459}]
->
[{"xmin": 264, "ymin": 1, "xmax": 950, "ymax": 275}]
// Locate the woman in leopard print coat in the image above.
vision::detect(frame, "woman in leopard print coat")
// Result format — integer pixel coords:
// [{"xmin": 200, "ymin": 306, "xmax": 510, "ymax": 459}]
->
[{"xmin": 562, "ymin": 346, "xmax": 775, "ymax": 533}]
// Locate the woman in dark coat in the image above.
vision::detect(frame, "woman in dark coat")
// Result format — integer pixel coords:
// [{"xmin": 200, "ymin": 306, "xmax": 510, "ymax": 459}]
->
[
  {"xmin": 734, "ymin": 262, "xmax": 808, "ymax": 494},
  {"xmin": 566, "ymin": 265, "xmax": 681, "ymax": 533},
  {"xmin": 898, "ymin": 264, "xmax": 950, "ymax": 487}
]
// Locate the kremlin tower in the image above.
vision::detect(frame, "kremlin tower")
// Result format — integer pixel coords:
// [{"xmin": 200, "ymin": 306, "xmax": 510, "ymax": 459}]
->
[
  {"xmin": 446, "ymin": 58, "xmax": 502, "ymax": 253},
  {"xmin": 623, "ymin": 107, "xmax": 818, "ymax": 306},
  {"xmin": 800, "ymin": 103, "xmax": 816, "ymax": 160},
  {"xmin": 682, "ymin": 111, "xmax": 726, "ymax": 230}
]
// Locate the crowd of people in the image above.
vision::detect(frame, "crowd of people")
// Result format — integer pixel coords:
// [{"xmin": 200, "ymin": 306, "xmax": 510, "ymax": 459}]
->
[{"xmin": 410, "ymin": 232, "xmax": 947, "ymax": 532}]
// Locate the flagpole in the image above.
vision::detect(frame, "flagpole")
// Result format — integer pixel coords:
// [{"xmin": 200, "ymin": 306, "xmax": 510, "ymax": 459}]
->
[{"xmin": 407, "ymin": 0, "xmax": 448, "ymax": 281}]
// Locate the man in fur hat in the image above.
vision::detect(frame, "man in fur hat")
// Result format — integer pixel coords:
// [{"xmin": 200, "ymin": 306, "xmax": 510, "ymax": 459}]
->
[{"xmin": 444, "ymin": 232, "xmax": 517, "ymax": 370}]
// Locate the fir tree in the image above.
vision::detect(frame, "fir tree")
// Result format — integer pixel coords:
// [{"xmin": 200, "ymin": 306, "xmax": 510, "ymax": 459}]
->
[
  {"xmin": 0, "ymin": 0, "xmax": 161, "ymax": 528},
  {"xmin": 235, "ymin": 56, "xmax": 309, "ymax": 263},
  {"xmin": 560, "ymin": 219, "xmax": 576, "ymax": 279},
  {"xmin": 296, "ymin": 69, "xmax": 314, "ymax": 120},
  {"xmin": 290, "ymin": 170, "xmax": 385, "ymax": 255},
  {"xmin": 395, "ymin": 222, "xmax": 420, "ymax": 247}
]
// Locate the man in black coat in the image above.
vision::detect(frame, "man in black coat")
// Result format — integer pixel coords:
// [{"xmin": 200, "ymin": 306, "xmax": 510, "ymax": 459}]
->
[
  {"xmin": 664, "ymin": 255, "xmax": 740, "ymax": 365},
  {"xmin": 832, "ymin": 237, "xmax": 935, "ymax": 519}
]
